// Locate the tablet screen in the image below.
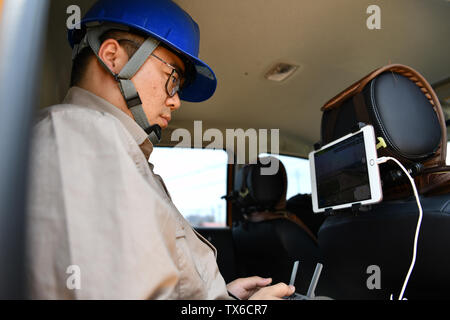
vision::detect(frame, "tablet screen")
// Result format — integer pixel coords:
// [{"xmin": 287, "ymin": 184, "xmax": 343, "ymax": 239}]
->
[{"xmin": 314, "ymin": 132, "xmax": 371, "ymax": 208}]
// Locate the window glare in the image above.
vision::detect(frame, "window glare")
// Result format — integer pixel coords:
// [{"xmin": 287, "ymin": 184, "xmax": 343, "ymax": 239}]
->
[{"xmin": 150, "ymin": 148, "xmax": 228, "ymax": 227}]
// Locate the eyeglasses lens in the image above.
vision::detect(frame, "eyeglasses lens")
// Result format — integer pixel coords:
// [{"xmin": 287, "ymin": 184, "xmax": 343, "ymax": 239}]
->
[{"xmin": 166, "ymin": 71, "xmax": 180, "ymax": 97}]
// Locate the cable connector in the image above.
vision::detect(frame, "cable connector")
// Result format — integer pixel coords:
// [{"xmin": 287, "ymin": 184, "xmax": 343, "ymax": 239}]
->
[{"xmin": 376, "ymin": 156, "xmax": 390, "ymax": 165}]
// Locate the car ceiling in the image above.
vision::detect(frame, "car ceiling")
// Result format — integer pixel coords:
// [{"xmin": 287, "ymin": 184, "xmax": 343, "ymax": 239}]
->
[{"xmin": 41, "ymin": 0, "xmax": 450, "ymax": 158}]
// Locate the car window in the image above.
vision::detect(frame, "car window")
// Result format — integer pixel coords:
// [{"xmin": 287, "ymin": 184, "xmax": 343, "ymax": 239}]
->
[
  {"xmin": 260, "ymin": 153, "xmax": 312, "ymax": 200},
  {"xmin": 150, "ymin": 147, "xmax": 228, "ymax": 227}
]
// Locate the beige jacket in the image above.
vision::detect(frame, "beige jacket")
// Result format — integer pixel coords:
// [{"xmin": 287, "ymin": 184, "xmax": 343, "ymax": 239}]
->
[{"xmin": 26, "ymin": 87, "xmax": 231, "ymax": 300}]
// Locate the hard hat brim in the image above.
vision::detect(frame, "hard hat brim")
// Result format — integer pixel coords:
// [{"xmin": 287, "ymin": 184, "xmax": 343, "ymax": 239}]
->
[{"xmin": 179, "ymin": 57, "xmax": 217, "ymax": 103}]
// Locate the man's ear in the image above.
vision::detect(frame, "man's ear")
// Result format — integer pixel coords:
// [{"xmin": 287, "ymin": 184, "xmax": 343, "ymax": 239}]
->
[{"xmin": 97, "ymin": 39, "xmax": 129, "ymax": 74}]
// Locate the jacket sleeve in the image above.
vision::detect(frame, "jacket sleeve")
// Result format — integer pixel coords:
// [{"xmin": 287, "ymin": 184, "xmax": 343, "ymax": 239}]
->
[{"xmin": 26, "ymin": 108, "xmax": 180, "ymax": 299}]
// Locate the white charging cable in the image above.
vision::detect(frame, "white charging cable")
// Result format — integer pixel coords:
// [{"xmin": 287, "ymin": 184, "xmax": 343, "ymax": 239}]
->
[{"xmin": 376, "ymin": 156, "xmax": 423, "ymax": 300}]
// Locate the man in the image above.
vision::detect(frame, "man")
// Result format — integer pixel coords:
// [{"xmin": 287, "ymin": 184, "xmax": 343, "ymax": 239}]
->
[{"xmin": 26, "ymin": 0, "xmax": 294, "ymax": 299}]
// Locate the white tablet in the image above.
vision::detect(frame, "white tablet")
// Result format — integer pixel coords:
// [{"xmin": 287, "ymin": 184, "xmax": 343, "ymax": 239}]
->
[{"xmin": 309, "ymin": 125, "xmax": 383, "ymax": 213}]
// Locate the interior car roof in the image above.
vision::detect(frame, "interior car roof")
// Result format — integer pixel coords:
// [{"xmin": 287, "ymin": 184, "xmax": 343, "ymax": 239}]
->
[{"xmin": 40, "ymin": 0, "xmax": 450, "ymax": 158}]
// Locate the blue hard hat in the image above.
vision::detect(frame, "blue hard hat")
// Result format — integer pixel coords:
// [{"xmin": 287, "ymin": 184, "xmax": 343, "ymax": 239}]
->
[{"xmin": 68, "ymin": 0, "xmax": 217, "ymax": 103}]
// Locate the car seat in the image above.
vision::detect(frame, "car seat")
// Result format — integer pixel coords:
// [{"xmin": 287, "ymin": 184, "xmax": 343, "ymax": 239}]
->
[
  {"xmin": 317, "ymin": 65, "xmax": 450, "ymax": 299},
  {"xmin": 286, "ymin": 193, "xmax": 326, "ymax": 239},
  {"xmin": 231, "ymin": 156, "xmax": 326, "ymax": 294}
]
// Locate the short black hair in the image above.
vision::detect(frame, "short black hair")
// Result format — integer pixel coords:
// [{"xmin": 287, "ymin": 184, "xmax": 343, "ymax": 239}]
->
[{"xmin": 70, "ymin": 29, "xmax": 195, "ymax": 88}]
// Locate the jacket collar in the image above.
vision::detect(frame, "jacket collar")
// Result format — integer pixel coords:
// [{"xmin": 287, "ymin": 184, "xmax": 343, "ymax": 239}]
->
[{"xmin": 63, "ymin": 86, "xmax": 154, "ymax": 160}]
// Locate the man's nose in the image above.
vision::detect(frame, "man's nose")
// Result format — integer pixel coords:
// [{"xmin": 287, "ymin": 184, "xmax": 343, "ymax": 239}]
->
[{"xmin": 167, "ymin": 93, "xmax": 181, "ymax": 111}]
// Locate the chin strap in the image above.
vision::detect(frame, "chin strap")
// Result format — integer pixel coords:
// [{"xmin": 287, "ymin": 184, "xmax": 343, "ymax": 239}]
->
[{"xmin": 73, "ymin": 22, "xmax": 162, "ymax": 145}]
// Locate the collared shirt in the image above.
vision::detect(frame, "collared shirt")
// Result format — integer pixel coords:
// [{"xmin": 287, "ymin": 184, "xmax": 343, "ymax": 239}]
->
[{"xmin": 26, "ymin": 87, "xmax": 231, "ymax": 300}]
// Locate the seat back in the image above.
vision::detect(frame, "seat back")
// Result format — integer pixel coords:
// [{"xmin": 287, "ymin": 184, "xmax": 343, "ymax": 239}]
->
[
  {"xmin": 318, "ymin": 194, "xmax": 450, "ymax": 299},
  {"xmin": 231, "ymin": 157, "xmax": 325, "ymax": 294},
  {"xmin": 234, "ymin": 156, "xmax": 287, "ymax": 215},
  {"xmin": 318, "ymin": 64, "xmax": 450, "ymax": 299}
]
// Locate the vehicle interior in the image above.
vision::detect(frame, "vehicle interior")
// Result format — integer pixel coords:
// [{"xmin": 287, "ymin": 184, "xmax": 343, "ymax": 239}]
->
[{"xmin": 0, "ymin": 0, "xmax": 449, "ymax": 300}]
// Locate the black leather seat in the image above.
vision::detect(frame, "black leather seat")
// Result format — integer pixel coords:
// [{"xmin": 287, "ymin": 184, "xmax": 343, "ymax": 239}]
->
[
  {"xmin": 318, "ymin": 194, "xmax": 450, "ymax": 300},
  {"xmin": 286, "ymin": 193, "xmax": 326, "ymax": 239},
  {"xmin": 317, "ymin": 66, "xmax": 450, "ymax": 299},
  {"xmin": 231, "ymin": 156, "xmax": 325, "ymax": 294}
]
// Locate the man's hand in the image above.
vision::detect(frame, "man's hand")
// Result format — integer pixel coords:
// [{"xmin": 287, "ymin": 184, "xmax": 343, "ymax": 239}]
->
[
  {"xmin": 227, "ymin": 277, "xmax": 295, "ymax": 300},
  {"xmin": 227, "ymin": 276, "xmax": 273, "ymax": 300},
  {"xmin": 248, "ymin": 282, "xmax": 295, "ymax": 300},
  {"xmin": 249, "ymin": 282, "xmax": 295, "ymax": 300}
]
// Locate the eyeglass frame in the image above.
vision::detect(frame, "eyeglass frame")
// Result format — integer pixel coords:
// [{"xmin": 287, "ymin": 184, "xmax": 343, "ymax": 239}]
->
[
  {"xmin": 116, "ymin": 38, "xmax": 185, "ymax": 97},
  {"xmin": 149, "ymin": 52, "xmax": 184, "ymax": 97}
]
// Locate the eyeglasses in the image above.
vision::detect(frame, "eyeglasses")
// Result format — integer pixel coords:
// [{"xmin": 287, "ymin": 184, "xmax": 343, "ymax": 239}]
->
[
  {"xmin": 149, "ymin": 53, "xmax": 184, "ymax": 97},
  {"xmin": 117, "ymin": 39, "xmax": 185, "ymax": 97}
]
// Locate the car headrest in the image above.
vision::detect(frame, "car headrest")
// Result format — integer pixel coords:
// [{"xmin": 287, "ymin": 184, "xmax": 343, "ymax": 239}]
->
[
  {"xmin": 321, "ymin": 64, "xmax": 447, "ymax": 168},
  {"xmin": 234, "ymin": 156, "xmax": 287, "ymax": 214},
  {"xmin": 319, "ymin": 64, "xmax": 449, "ymax": 198}
]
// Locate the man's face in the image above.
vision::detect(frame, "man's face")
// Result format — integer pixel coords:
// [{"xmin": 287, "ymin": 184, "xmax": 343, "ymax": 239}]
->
[{"xmin": 132, "ymin": 46, "xmax": 186, "ymax": 129}]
